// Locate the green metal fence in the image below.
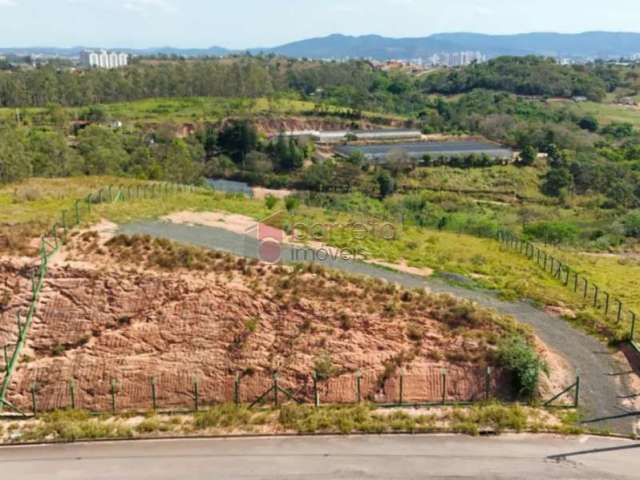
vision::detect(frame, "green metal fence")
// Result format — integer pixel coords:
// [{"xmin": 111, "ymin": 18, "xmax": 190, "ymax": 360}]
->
[
  {"xmin": 0, "ymin": 182, "xmax": 196, "ymax": 413},
  {"xmin": 497, "ymin": 230, "xmax": 639, "ymax": 349},
  {"xmin": 17, "ymin": 369, "xmax": 580, "ymax": 417}
]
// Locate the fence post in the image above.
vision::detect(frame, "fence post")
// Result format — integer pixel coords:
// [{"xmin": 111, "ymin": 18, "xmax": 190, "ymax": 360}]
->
[
  {"xmin": 593, "ymin": 285, "xmax": 599, "ymax": 308},
  {"xmin": 583, "ymin": 278, "xmax": 588, "ymax": 300},
  {"xmin": 630, "ymin": 312, "xmax": 637, "ymax": 342},
  {"xmin": 398, "ymin": 370, "xmax": 404, "ymax": 406},
  {"xmin": 313, "ymin": 371, "xmax": 320, "ymax": 408},
  {"xmin": 151, "ymin": 377, "xmax": 157, "ymax": 411},
  {"xmin": 355, "ymin": 370, "xmax": 362, "ymax": 403},
  {"xmin": 234, "ymin": 373, "xmax": 240, "ymax": 406},
  {"xmin": 61, "ymin": 210, "xmax": 68, "ymax": 240},
  {"xmin": 441, "ymin": 368, "xmax": 447, "ymax": 405},
  {"xmin": 564, "ymin": 267, "xmax": 570, "ymax": 286},
  {"xmin": 485, "ymin": 367, "xmax": 492, "ymax": 401},
  {"xmin": 110, "ymin": 379, "xmax": 117, "ymax": 415},
  {"xmin": 273, "ymin": 372, "xmax": 279, "ymax": 407},
  {"xmin": 604, "ymin": 292, "xmax": 610, "ymax": 316},
  {"xmin": 74, "ymin": 201, "xmax": 81, "ymax": 225},
  {"xmin": 574, "ymin": 376, "xmax": 580, "ymax": 408},
  {"xmin": 108, "ymin": 185, "xmax": 113, "ymax": 202},
  {"xmin": 193, "ymin": 378, "xmax": 199, "ymax": 412},
  {"xmin": 69, "ymin": 379, "xmax": 76, "ymax": 409},
  {"xmin": 574, "ymin": 272, "xmax": 579, "ymax": 293},
  {"xmin": 31, "ymin": 381, "xmax": 37, "ymax": 416},
  {"xmin": 616, "ymin": 301, "xmax": 623, "ymax": 324}
]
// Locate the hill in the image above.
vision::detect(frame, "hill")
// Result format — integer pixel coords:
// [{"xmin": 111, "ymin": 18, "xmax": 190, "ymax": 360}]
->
[
  {"xmin": 257, "ymin": 32, "xmax": 640, "ymax": 59},
  {"xmin": 4, "ymin": 32, "xmax": 640, "ymax": 60}
]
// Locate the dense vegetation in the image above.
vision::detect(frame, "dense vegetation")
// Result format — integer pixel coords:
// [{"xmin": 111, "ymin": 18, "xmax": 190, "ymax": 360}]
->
[
  {"xmin": 1, "ymin": 56, "xmax": 640, "ymax": 251},
  {"xmin": 420, "ymin": 56, "xmax": 621, "ymax": 101}
]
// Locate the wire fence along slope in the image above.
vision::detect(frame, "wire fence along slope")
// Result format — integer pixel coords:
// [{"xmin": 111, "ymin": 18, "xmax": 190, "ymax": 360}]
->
[
  {"xmin": 497, "ymin": 230, "xmax": 638, "ymax": 347},
  {"xmin": 0, "ymin": 182, "xmax": 195, "ymax": 412}
]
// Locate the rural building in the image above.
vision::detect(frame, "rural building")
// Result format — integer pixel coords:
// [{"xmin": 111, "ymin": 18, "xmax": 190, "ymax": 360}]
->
[
  {"xmin": 280, "ymin": 128, "xmax": 422, "ymax": 144},
  {"xmin": 335, "ymin": 141, "xmax": 515, "ymax": 163}
]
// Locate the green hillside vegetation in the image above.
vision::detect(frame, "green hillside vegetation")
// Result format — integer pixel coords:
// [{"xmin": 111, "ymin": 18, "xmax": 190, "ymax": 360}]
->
[
  {"xmin": 0, "ymin": 96, "xmax": 403, "ymax": 126},
  {"xmin": 420, "ymin": 56, "xmax": 620, "ymax": 101}
]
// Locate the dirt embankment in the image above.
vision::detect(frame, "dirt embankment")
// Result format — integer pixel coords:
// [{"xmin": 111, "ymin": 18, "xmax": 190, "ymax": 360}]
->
[{"xmin": 0, "ymin": 231, "xmax": 529, "ymax": 412}]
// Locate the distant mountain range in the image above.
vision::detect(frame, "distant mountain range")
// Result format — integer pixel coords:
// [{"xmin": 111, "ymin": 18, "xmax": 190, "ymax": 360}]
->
[{"xmin": 4, "ymin": 32, "xmax": 640, "ymax": 60}]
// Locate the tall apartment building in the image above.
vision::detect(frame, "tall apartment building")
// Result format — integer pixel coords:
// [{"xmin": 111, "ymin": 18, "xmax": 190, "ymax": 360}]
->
[{"xmin": 80, "ymin": 50, "xmax": 129, "ymax": 69}]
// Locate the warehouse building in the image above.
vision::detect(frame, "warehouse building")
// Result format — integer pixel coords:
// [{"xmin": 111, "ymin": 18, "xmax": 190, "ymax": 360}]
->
[
  {"xmin": 336, "ymin": 141, "xmax": 515, "ymax": 163},
  {"xmin": 279, "ymin": 128, "xmax": 422, "ymax": 144}
]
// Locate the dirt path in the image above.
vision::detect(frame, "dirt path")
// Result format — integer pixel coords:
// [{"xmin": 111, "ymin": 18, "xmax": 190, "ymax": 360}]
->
[{"xmin": 118, "ymin": 220, "xmax": 639, "ymax": 435}]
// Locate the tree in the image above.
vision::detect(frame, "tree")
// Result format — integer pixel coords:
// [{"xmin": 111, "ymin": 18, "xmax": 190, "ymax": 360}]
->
[
  {"xmin": 158, "ymin": 139, "xmax": 204, "ymax": 184},
  {"xmin": 541, "ymin": 166, "xmax": 573, "ymax": 197},
  {"xmin": 80, "ymin": 105, "xmax": 108, "ymax": 123},
  {"xmin": 27, "ymin": 129, "xmax": 80, "ymax": 177},
  {"xmin": 245, "ymin": 151, "xmax": 273, "ymax": 174},
  {"xmin": 76, "ymin": 125, "xmax": 127, "ymax": 175},
  {"xmin": 376, "ymin": 170, "xmax": 395, "ymax": 199},
  {"xmin": 578, "ymin": 115, "xmax": 599, "ymax": 132},
  {"xmin": 518, "ymin": 145, "xmax": 538, "ymax": 166},
  {"xmin": 0, "ymin": 127, "xmax": 31, "ymax": 183},
  {"xmin": 623, "ymin": 210, "xmax": 640, "ymax": 238},
  {"xmin": 271, "ymin": 134, "xmax": 304, "ymax": 172},
  {"xmin": 217, "ymin": 120, "xmax": 257, "ymax": 166}
]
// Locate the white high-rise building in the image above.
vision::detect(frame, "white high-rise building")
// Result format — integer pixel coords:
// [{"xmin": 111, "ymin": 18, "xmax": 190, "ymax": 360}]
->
[{"xmin": 80, "ymin": 50, "xmax": 129, "ymax": 69}]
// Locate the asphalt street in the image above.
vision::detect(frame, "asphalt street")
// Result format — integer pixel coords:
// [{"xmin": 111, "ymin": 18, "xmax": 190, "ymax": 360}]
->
[{"xmin": 1, "ymin": 435, "xmax": 638, "ymax": 479}]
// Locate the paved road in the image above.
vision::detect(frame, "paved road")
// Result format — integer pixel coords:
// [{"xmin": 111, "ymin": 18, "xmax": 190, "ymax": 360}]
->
[
  {"xmin": 1, "ymin": 435, "xmax": 638, "ymax": 479},
  {"xmin": 120, "ymin": 221, "xmax": 640, "ymax": 435}
]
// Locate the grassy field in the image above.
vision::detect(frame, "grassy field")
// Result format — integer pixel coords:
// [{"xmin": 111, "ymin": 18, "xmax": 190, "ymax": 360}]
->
[
  {"xmin": 400, "ymin": 165, "xmax": 546, "ymax": 200},
  {"xmin": 0, "ymin": 96, "xmax": 405, "ymax": 126},
  {"xmin": 550, "ymin": 99, "xmax": 640, "ymax": 127},
  {"xmin": 2, "ymin": 177, "xmax": 637, "ymax": 340}
]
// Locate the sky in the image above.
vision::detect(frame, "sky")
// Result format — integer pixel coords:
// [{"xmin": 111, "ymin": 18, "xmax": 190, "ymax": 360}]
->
[{"xmin": 1, "ymin": 0, "xmax": 640, "ymax": 48}]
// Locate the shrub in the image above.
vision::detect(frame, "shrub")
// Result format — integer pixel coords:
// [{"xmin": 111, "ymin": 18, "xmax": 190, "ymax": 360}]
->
[
  {"xmin": 313, "ymin": 353, "xmax": 335, "ymax": 379},
  {"xmin": 264, "ymin": 194, "xmax": 278, "ymax": 210},
  {"xmin": 244, "ymin": 318, "xmax": 259, "ymax": 333},
  {"xmin": 523, "ymin": 221, "xmax": 579, "ymax": 244},
  {"xmin": 285, "ymin": 196, "xmax": 300, "ymax": 213},
  {"xmin": 135, "ymin": 416, "xmax": 171, "ymax": 434},
  {"xmin": 193, "ymin": 404, "xmax": 252, "ymax": 430},
  {"xmin": 623, "ymin": 210, "xmax": 640, "ymax": 238},
  {"xmin": 406, "ymin": 322, "xmax": 424, "ymax": 342},
  {"xmin": 496, "ymin": 337, "xmax": 547, "ymax": 400}
]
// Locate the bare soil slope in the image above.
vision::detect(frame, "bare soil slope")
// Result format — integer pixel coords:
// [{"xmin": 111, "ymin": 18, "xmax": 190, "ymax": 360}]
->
[{"xmin": 0, "ymin": 234, "xmax": 532, "ymax": 411}]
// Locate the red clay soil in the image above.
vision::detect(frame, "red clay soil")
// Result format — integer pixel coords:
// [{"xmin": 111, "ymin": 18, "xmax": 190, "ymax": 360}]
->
[{"xmin": 0, "ymin": 238, "xmax": 520, "ymax": 412}]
